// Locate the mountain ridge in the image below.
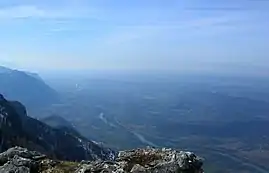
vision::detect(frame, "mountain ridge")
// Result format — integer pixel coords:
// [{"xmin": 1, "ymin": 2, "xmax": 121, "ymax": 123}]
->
[
  {"xmin": 0, "ymin": 94, "xmax": 115, "ymax": 161},
  {"xmin": 0, "ymin": 66, "xmax": 59, "ymax": 108}
]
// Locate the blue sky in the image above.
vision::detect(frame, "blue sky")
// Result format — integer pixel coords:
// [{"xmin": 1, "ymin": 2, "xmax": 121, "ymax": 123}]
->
[{"xmin": 0, "ymin": 0, "xmax": 268, "ymax": 75}]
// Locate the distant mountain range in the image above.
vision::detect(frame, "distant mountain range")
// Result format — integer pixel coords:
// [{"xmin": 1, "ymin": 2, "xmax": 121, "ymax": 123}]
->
[
  {"xmin": 0, "ymin": 66, "xmax": 11, "ymax": 73},
  {"xmin": 0, "ymin": 66, "xmax": 59, "ymax": 108},
  {"xmin": 0, "ymin": 94, "xmax": 115, "ymax": 161}
]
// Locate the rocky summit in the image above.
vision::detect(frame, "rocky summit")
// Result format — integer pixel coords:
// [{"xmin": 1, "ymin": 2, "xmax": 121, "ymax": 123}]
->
[{"xmin": 0, "ymin": 147, "xmax": 204, "ymax": 173}]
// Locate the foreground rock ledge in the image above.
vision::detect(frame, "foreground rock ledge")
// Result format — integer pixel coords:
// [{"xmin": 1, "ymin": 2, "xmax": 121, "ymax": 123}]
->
[{"xmin": 0, "ymin": 147, "xmax": 204, "ymax": 173}]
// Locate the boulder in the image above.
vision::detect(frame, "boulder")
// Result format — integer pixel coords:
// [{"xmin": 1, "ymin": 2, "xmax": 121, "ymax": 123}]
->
[{"xmin": 0, "ymin": 147, "xmax": 43, "ymax": 173}]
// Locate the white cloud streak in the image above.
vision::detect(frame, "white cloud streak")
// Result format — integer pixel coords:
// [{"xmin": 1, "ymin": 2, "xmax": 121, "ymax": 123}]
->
[
  {"xmin": 95, "ymin": 15, "xmax": 243, "ymax": 47},
  {"xmin": 0, "ymin": 5, "xmax": 101, "ymax": 19}
]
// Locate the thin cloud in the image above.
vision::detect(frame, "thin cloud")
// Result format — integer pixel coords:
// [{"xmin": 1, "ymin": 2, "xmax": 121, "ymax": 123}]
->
[
  {"xmin": 0, "ymin": 5, "xmax": 101, "ymax": 20},
  {"xmin": 90, "ymin": 15, "xmax": 241, "ymax": 50},
  {"xmin": 185, "ymin": 7, "xmax": 251, "ymax": 11},
  {"xmin": 112, "ymin": 15, "xmax": 242, "ymax": 32}
]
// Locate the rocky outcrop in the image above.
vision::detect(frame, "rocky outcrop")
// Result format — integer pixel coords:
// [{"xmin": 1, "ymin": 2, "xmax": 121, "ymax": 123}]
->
[
  {"xmin": 76, "ymin": 147, "xmax": 204, "ymax": 173},
  {"xmin": 0, "ymin": 147, "xmax": 204, "ymax": 173},
  {"xmin": 0, "ymin": 147, "xmax": 45, "ymax": 173}
]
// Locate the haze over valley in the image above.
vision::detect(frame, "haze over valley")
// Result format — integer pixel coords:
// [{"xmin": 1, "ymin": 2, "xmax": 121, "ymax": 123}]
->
[
  {"xmin": 1, "ymin": 0, "xmax": 269, "ymax": 172},
  {"xmin": 1, "ymin": 66, "xmax": 269, "ymax": 172}
]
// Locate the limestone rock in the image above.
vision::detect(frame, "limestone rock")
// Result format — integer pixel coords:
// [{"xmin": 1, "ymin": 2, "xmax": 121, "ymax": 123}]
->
[
  {"xmin": 0, "ymin": 147, "xmax": 43, "ymax": 173},
  {"xmin": 76, "ymin": 147, "xmax": 204, "ymax": 173}
]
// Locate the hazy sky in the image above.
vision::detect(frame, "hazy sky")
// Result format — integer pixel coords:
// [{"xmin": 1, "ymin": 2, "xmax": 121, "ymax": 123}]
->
[{"xmin": 0, "ymin": 0, "xmax": 268, "ymax": 74}]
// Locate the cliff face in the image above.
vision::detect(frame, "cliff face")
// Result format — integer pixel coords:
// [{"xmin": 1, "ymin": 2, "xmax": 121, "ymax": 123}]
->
[
  {"xmin": 0, "ymin": 147, "xmax": 204, "ymax": 173},
  {"xmin": 0, "ymin": 95, "xmax": 25, "ymax": 151},
  {"xmin": 0, "ymin": 94, "xmax": 115, "ymax": 161}
]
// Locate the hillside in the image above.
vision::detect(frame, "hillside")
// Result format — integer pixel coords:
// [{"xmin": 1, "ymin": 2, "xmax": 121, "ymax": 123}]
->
[
  {"xmin": 0, "ymin": 94, "xmax": 115, "ymax": 161},
  {"xmin": 41, "ymin": 115, "xmax": 82, "ymax": 138},
  {"xmin": 0, "ymin": 66, "xmax": 59, "ymax": 108}
]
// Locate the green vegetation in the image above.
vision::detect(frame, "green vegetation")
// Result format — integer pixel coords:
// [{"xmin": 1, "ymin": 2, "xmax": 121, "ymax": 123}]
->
[{"xmin": 40, "ymin": 160, "xmax": 79, "ymax": 173}]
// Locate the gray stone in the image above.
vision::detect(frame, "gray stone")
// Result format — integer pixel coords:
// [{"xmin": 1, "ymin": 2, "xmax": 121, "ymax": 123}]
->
[
  {"xmin": 75, "ymin": 147, "xmax": 204, "ymax": 173},
  {"xmin": 0, "ymin": 146, "xmax": 204, "ymax": 173},
  {"xmin": 0, "ymin": 147, "xmax": 42, "ymax": 173},
  {"xmin": 0, "ymin": 161, "xmax": 30, "ymax": 173},
  {"xmin": 130, "ymin": 164, "xmax": 148, "ymax": 173}
]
